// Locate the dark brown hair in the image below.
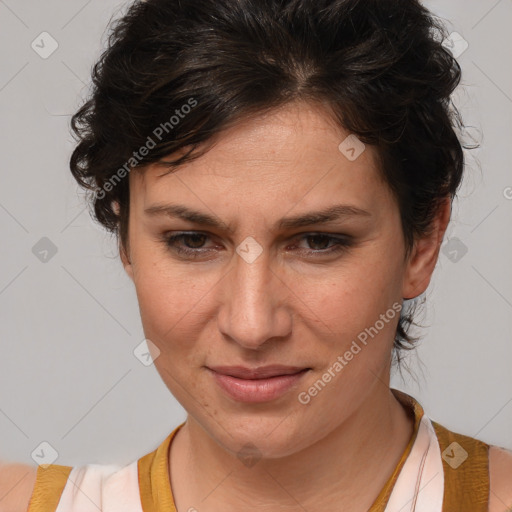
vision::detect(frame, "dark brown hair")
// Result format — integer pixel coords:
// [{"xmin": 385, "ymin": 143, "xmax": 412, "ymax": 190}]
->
[{"xmin": 70, "ymin": 0, "xmax": 466, "ymax": 367}]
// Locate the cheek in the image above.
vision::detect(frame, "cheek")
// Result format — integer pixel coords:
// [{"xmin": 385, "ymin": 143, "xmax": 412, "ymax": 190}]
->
[
  {"xmin": 309, "ymin": 252, "xmax": 403, "ymax": 331},
  {"xmin": 133, "ymin": 266, "xmax": 212, "ymax": 399},
  {"xmin": 136, "ymin": 275, "xmax": 206, "ymax": 345},
  {"xmin": 130, "ymin": 244, "xmax": 208, "ymax": 353},
  {"xmin": 300, "ymin": 249, "xmax": 404, "ymax": 391},
  {"xmin": 297, "ymin": 262, "xmax": 403, "ymax": 405}
]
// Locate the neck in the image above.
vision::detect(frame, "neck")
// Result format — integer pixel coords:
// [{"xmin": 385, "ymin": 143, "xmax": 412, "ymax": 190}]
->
[{"xmin": 169, "ymin": 387, "xmax": 414, "ymax": 512}]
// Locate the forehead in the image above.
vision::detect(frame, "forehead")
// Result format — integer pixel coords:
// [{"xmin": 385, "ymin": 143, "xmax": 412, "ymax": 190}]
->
[{"xmin": 130, "ymin": 100, "xmax": 387, "ymax": 209}]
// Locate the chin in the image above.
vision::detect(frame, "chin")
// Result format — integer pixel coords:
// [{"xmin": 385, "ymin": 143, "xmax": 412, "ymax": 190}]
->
[{"xmin": 205, "ymin": 413, "xmax": 314, "ymax": 461}]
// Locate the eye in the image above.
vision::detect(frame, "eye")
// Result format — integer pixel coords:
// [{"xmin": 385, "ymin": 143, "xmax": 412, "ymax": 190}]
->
[
  {"xmin": 161, "ymin": 232, "xmax": 214, "ymax": 258},
  {"xmin": 291, "ymin": 233, "xmax": 353, "ymax": 256},
  {"xmin": 159, "ymin": 231, "xmax": 353, "ymax": 259}
]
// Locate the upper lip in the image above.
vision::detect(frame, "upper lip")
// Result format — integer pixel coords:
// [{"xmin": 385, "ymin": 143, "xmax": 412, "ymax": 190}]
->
[{"xmin": 207, "ymin": 365, "xmax": 310, "ymax": 379}]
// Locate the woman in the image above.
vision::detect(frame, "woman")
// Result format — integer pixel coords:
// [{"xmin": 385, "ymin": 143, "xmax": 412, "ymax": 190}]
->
[{"xmin": 2, "ymin": 0, "xmax": 511, "ymax": 510}]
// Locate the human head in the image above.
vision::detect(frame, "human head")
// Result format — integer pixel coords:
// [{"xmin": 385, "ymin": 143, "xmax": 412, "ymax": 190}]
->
[{"xmin": 70, "ymin": 0, "xmax": 463, "ymax": 371}]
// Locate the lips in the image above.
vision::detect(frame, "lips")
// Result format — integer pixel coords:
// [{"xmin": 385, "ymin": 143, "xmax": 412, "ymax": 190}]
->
[
  {"xmin": 207, "ymin": 366, "xmax": 311, "ymax": 403},
  {"xmin": 207, "ymin": 365, "xmax": 310, "ymax": 380}
]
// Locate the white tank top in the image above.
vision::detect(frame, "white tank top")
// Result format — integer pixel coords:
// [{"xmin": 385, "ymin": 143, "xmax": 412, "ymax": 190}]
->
[{"xmin": 50, "ymin": 414, "xmax": 444, "ymax": 512}]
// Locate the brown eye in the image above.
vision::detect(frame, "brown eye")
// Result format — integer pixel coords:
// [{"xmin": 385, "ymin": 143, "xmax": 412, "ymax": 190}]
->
[
  {"xmin": 294, "ymin": 234, "xmax": 353, "ymax": 256},
  {"xmin": 305, "ymin": 234, "xmax": 332, "ymax": 251},
  {"xmin": 160, "ymin": 231, "xmax": 353, "ymax": 260},
  {"xmin": 161, "ymin": 232, "xmax": 215, "ymax": 258},
  {"xmin": 179, "ymin": 233, "xmax": 208, "ymax": 249}
]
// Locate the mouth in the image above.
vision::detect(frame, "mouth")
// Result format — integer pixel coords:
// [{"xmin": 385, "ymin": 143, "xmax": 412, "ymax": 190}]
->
[
  {"xmin": 206, "ymin": 366, "xmax": 312, "ymax": 403},
  {"xmin": 206, "ymin": 365, "xmax": 311, "ymax": 379}
]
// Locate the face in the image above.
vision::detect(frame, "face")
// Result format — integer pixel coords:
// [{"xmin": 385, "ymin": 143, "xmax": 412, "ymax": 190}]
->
[{"xmin": 121, "ymin": 100, "xmax": 444, "ymax": 459}]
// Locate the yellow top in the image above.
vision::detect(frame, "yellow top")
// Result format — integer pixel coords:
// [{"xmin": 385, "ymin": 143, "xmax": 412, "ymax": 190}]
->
[{"xmin": 27, "ymin": 389, "xmax": 490, "ymax": 511}]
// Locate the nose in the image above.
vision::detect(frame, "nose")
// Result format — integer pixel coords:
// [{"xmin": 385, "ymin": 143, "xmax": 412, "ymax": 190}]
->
[{"xmin": 216, "ymin": 245, "xmax": 292, "ymax": 350}]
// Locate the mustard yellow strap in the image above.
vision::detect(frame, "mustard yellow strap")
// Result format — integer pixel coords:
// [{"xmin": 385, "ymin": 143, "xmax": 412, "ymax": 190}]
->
[
  {"xmin": 138, "ymin": 428, "xmax": 181, "ymax": 512},
  {"xmin": 138, "ymin": 448, "xmax": 159, "ymax": 512},
  {"xmin": 369, "ymin": 394, "xmax": 424, "ymax": 511},
  {"xmin": 26, "ymin": 464, "xmax": 73, "ymax": 512},
  {"xmin": 431, "ymin": 420, "xmax": 490, "ymax": 511}
]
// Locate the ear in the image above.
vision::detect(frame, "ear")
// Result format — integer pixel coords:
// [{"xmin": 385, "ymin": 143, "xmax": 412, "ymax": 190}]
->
[
  {"xmin": 402, "ymin": 198, "xmax": 451, "ymax": 299},
  {"xmin": 112, "ymin": 200, "xmax": 134, "ymax": 281},
  {"xmin": 120, "ymin": 239, "xmax": 134, "ymax": 281}
]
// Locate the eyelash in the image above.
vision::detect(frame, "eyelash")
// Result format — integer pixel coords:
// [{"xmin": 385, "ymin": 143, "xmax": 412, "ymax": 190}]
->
[{"xmin": 160, "ymin": 232, "xmax": 353, "ymax": 259}]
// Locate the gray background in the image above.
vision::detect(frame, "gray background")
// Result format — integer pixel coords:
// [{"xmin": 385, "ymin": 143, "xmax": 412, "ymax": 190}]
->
[{"xmin": 0, "ymin": 0, "xmax": 511, "ymax": 468}]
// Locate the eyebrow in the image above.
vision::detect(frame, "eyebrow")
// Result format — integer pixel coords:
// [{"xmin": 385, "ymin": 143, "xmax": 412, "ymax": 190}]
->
[{"xmin": 144, "ymin": 203, "xmax": 371, "ymax": 232}]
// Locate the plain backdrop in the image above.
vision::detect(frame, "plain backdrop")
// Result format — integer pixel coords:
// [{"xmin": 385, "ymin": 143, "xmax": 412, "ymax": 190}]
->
[{"xmin": 0, "ymin": 0, "xmax": 511, "ymax": 468}]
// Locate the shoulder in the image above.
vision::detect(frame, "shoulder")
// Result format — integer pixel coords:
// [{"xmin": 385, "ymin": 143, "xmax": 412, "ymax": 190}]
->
[
  {"xmin": 0, "ymin": 462, "xmax": 38, "ymax": 512},
  {"xmin": 430, "ymin": 419, "xmax": 508, "ymax": 510},
  {"xmin": 488, "ymin": 444, "xmax": 512, "ymax": 512},
  {"xmin": 1, "ymin": 461, "xmax": 75, "ymax": 512}
]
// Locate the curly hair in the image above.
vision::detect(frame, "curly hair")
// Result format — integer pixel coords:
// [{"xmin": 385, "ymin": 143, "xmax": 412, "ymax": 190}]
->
[{"xmin": 70, "ymin": 0, "xmax": 465, "ymax": 368}]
